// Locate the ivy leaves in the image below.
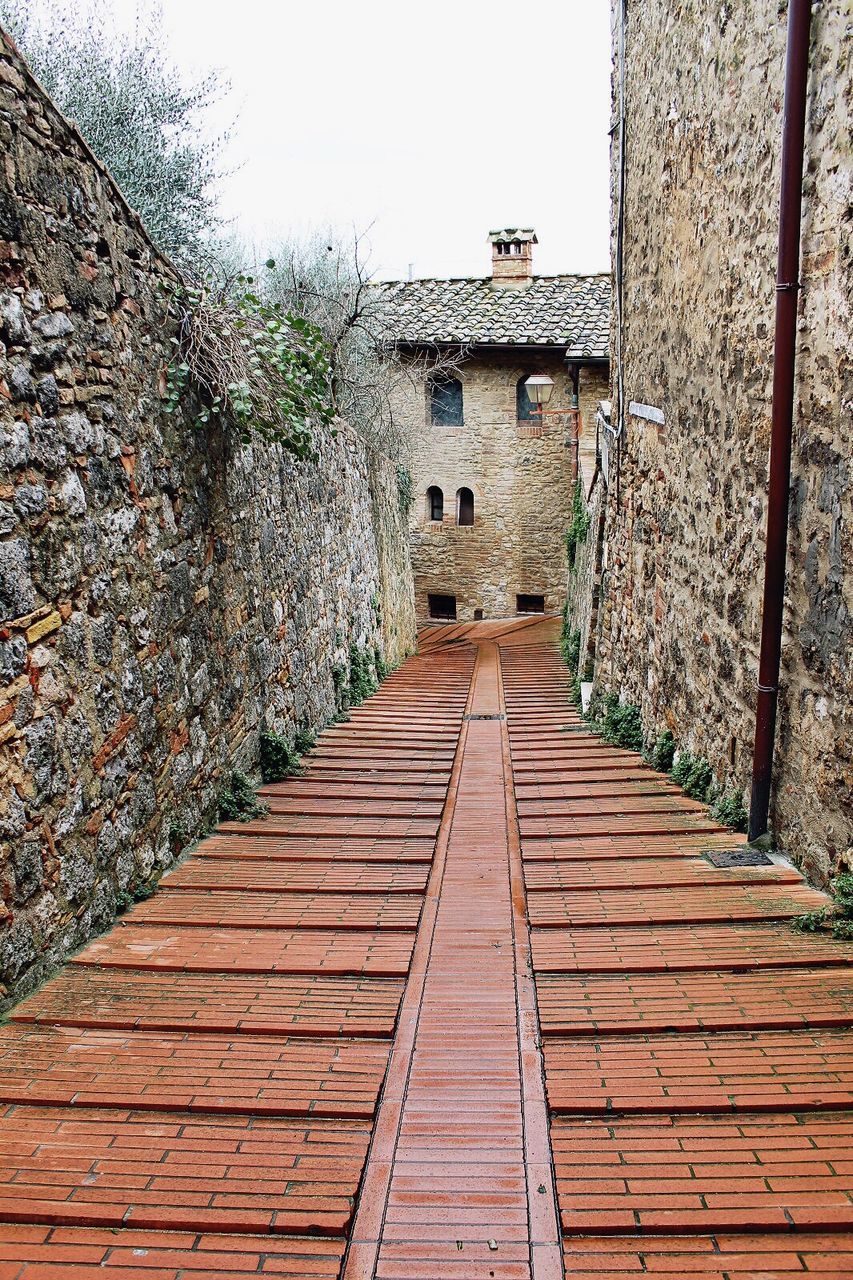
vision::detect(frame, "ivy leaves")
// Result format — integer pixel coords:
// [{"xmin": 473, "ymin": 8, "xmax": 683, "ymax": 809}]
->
[{"xmin": 163, "ymin": 263, "xmax": 335, "ymax": 459}]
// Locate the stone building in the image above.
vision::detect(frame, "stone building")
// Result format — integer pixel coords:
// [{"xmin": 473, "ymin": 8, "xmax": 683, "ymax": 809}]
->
[
  {"xmin": 567, "ymin": 0, "xmax": 851, "ymax": 883},
  {"xmin": 375, "ymin": 231, "xmax": 610, "ymax": 622}
]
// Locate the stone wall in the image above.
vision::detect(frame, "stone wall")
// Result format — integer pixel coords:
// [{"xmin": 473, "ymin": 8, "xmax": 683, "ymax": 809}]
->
[
  {"xmin": 397, "ymin": 352, "xmax": 609, "ymax": 621},
  {"xmin": 585, "ymin": 0, "xmax": 851, "ymax": 882},
  {"xmin": 0, "ymin": 31, "xmax": 416, "ymax": 1004}
]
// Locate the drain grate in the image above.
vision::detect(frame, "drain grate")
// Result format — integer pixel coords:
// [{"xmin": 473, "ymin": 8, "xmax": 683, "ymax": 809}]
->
[
  {"xmin": 705, "ymin": 849, "xmax": 773, "ymax": 867},
  {"xmin": 464, "ymin": 713, "xmax": 506, "ymax": 721}
]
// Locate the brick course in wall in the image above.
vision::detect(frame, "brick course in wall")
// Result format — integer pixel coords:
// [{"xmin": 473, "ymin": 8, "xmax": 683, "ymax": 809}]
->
[
  {"xmin": 575, "ymin": 0, "xmax": 852, "ymax": 884},
  {"xmin": 0, "ymin": 32, "xmax": 416, "ymax": 1004}
]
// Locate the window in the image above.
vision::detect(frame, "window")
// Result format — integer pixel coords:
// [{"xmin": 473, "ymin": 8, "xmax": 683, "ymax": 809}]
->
[
  {"xmin": 516, "ymin": 594, "xmax": 545, "ymax": 614},
  {"xmin": 516, "ymin": 375, "xmax": 536, "ymax": 422},
  {"xmin": 473, "ymin": 608, "xmax": 484, "ymax": 621},
  {"xmin": 456, "ymin": 487, "xmax": 474, "ymax": 526},
  {"xmin": 426, "ymin": 485, "xmax": 444, "ymax": 522},
  {"xmin": 428, "ymin": 593, "xmax": 457, "ymax": 621},
  {"xmin": 429, "ymin": 375, "xmax": 463, "ymax": 426}
]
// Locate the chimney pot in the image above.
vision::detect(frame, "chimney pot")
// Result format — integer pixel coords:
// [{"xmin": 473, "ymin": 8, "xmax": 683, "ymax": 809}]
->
[{"xmin": 488, "ymin": 227, "xmax": 537, "ymax": 288}]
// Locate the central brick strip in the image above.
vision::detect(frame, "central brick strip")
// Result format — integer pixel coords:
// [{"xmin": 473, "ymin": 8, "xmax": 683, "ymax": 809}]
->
[{"xmin": 345, "ymin": 640, "xmax": 560, "ymax": 1280}]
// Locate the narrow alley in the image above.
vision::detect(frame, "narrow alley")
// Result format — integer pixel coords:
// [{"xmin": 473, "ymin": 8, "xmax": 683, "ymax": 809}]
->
[{"xmin": 0, "ymin": 620, "xmax": 850, "ymax": 1279}]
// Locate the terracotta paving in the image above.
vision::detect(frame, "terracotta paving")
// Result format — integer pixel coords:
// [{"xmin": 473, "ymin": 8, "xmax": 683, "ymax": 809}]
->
[
  {"xmin": 0, "ymin": 645, "xmax": 474, "ymax": 1277},
  {"xmin": 500, "ymin": 634, "xmax": 853, "ymax": 1279},
  {"xmin": 2, "ymin": 618, "xmax": 852, "ymax": 1278}
]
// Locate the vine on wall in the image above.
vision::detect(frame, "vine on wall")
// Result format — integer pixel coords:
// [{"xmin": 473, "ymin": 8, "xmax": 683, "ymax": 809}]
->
[{"xmin": 162, "ymin": 263, "xmax": 334, "ymax": 457}]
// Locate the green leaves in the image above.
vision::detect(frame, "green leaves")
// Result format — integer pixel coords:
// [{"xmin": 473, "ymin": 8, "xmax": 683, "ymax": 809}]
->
[
  {"xmin": 162, "ymin": 270, "xmax": 334, "ymax": 458},
  {"xmin": 2, "ymin": 0, "xmax": 230, "ymax": 262},
  {"xmin": 599, "ymin": 695, "xmax": 644, "ymax": 752},
  {"xmin": 671, "ymin": 751, "xmax": 715, "ymax": 801},
  {"xmin": 259, "ymin": 730, "xmax": 302, "ymax": 784},
  {"xmin": 396, "ymin": 464, "xmax": 415, "ymax": 516},
  {"xmin": 218, "ymin": 771, "xmax": 267, "ymax": 822},
  {"xmin": 793, "ymin": 874, "xmax": 853, "ymax": 938},
  {"xmin": 648, "ymin": 729, "xmax": 676, "ymax": 773},
  {"xmin": 565, "ymin": 480, "xmax": 591, "ymax": 570},
  {"xmin": 709, "ymin": 786, "xmax": 748, "ymax": 831}
]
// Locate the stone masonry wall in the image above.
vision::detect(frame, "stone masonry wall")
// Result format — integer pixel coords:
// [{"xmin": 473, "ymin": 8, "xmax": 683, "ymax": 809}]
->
[
  {"xmin": 590, "ymin": 0, "xmax": 852, "ymax": 882},
  {"xmin": 0, "ymin": 32, "xmax": 416, "ymax": 1004},
  {"xmin": 396, "ymin": 352, "xmax": 609, "ymax": 621}
]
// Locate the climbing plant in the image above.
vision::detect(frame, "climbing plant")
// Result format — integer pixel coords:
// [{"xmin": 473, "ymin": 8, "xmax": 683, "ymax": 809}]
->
[
  {"xmin": 348, "ymin": 644, "xmax": 378, "ymax": 706},
  {"xmin": 564, "ymin": 480, "xmax": 591, "ymax": 570},
  {"xmin": 163, "ymin": 264, "xmax": 334, "ymax": 456},
  {"xmin": 396, "ymin": 464, "xmax": 415, "ymax": 516}
]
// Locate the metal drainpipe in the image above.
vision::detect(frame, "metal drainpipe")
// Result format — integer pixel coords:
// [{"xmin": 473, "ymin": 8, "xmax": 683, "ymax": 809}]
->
[{"xmin": 748, "ymin": 0, "xmax": 813, "ymax": 842}]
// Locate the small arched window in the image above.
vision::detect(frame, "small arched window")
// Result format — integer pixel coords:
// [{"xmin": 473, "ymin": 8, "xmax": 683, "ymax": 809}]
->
[
  {"xmin": 456, "ymin": 487, "xmax": 474, "ymax": 527},
  {"xmin": 426, "ymin": 485, "xmax": 444, "ymax": 522},
  {"xmin": 516, "ymin": 375, "xmax": 536, "ymax": 422},
  {"xmin": 429, "ymin": 375, "xmax": 463, "ymax": 426}
]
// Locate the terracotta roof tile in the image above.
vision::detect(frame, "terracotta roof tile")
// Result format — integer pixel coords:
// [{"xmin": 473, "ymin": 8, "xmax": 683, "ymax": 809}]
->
[{"xmin": 373, "ymin": 274, "xmax": 611, "ymax": 358}]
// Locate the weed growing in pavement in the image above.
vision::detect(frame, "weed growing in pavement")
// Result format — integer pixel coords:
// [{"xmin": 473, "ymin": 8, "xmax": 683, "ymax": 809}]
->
[
  {"xmin": 599, "ymin": 694, "xmax": 644, "ymax": 752},
  {"xmin": 218, "ymin": 770, "xmax": 268, "ymax": 822},
  {"xmin": 259, "ymin": 730, "xmax": 302, "ymax": 784},
  {"xmin": 793, "ymin": 872, "xmax": 853, "ymax": 939},
  {"xmin": 646, "ymin": 729, "xmax": 676, "ymax": 773},
  {"xmin": 671, "ymin": 751, "xmax": 715, "ymax": 801},
  {"xmin": 709, "ymin": 786, "xmax": 748, "ymax": 832}
]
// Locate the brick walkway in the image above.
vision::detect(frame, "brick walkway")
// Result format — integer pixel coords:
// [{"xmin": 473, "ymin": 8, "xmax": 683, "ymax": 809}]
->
[
  {"xmin": 500, "ymin": 634, "xmax": 853, "ymax": 1280},
  {"xmin": 1, "ymin": 620, "xmax": 851, "ymax": 1278}
]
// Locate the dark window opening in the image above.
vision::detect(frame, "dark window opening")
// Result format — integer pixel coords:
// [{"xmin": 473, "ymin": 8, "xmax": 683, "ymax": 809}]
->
[
  {"xmin": 516, "ymin": 375, "xmax": 536, "ymax": 422},
  {"xmin": 456, "ymin": 487, "xmax": 474, "ymax": 526},
  {"xmin": 516, "ymin": 594, "xmax": 545, "ymax": 614},
  {"xmin": 426, "ymin": 485, "xmax": 444, "ymax": 522},
  {"xmin": 428, "ymin": 593, "xmax": 457, "ymax": 621},
  {"xmin": 473, "ymin": 608, "xmax": 484, "ymax": 621},
  {"xmin": 429, "ymin": 375, "xmax": 463, "ymax": 426}
]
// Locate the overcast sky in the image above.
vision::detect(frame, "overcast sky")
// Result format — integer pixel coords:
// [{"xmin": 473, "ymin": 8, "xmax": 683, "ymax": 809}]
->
[{"xmin": 112, "ymin": 0, "xmax": 611, "ymax": 280}]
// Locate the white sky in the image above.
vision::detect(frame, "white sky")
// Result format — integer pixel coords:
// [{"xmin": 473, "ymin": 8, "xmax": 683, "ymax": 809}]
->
[{"xmin": 89, "ymin": 0, "xmax": 613, "ymax": 280}]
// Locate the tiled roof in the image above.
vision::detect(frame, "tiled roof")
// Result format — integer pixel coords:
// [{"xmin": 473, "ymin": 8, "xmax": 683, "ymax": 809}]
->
[{"xmin": 372, "ymin": 274, "xmax": 611, "ymax": 359}]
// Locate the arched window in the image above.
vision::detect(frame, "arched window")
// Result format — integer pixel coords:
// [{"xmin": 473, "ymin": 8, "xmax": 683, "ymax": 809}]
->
[
  {"xmin": 426, "ymin": 485, "xmax": 444, "ymax": 522},
  {"xmin": 516, "ymin": 375, "xmax": 536, "ymax": 422},
  {"xmin": 429, "ymin": 375, "xmax": 463, "ymax": 426},
  {"xmin": 456, "ymin": 487, "xmax": 474, "ymax": 526}
]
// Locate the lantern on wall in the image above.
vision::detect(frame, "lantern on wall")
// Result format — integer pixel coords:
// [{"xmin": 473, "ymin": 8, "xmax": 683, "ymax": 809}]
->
[{"xmin": 523, "ymin": 374, "xmax": 555, "ymax": 411}]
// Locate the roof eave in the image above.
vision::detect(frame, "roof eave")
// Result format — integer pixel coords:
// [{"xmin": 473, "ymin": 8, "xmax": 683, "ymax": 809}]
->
[{"xmin": 388, "ymin": 338, "xmax": 609, "ymax": 362}]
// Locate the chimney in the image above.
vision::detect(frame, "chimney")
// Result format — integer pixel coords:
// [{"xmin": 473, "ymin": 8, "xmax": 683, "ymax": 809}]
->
[{"xmin": 489, "ymin": 228, "xmax": 537, "ymax": 289}]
